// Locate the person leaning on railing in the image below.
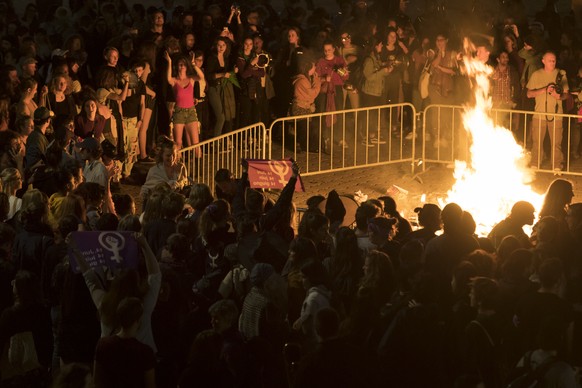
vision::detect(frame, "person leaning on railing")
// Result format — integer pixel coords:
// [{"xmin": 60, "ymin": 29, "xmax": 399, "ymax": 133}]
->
[{"xmin": 140, "ymin": 136, "xmax": 188, "ymax": 205}]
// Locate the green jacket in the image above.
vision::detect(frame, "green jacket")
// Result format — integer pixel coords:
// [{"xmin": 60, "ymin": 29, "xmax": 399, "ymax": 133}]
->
[{"xmin": 361, "ymin": 53, "xmax": 386, "ymax": 97}]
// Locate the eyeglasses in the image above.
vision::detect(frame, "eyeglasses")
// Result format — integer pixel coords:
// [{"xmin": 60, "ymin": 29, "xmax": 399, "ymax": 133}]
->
[{"xmin": 341, "ymin": 36, "xmax": 351, "ymax": 41}]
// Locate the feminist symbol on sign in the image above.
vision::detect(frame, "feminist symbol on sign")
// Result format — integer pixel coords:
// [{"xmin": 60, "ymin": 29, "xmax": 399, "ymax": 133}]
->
[
  {"xmin": 268, "ymin": 160, "xmax": 290, "ymax": 185},
  {"xmin": 98, "ymin": 232, "xmax": 126, "ymax": 264}
]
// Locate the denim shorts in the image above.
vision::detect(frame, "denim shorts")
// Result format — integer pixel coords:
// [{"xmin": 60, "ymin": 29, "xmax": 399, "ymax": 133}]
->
[{"xmin": 173, "ymin": 106, "xmax": 198, "ymax": 124}]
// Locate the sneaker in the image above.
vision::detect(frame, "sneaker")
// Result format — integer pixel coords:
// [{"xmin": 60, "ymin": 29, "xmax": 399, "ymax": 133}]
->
[
  {"xmin": 553, "ymin": 168, "xmax": 563, "ymax": 176},
  {"xmin": 425, "ymin": 133, "xmax": 432, "ymax": 141},
  {"xmin": 370, "ymin": 137, "xmax": 386, "ymax": 144},
  {"xmin": 404, "ymin": 132, "xmax": 417, "ymax": 140},
  {"xmin": 338, "ymin": 140, "xmax": 349, "ymax": 149}
]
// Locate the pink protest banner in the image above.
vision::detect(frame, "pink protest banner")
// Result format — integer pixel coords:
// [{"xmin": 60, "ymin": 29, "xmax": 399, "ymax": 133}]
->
[
  {"xmin": 246, "ymin": 159, "xmax": 304, "ymax": 191},
  {"xmin": 68, "ymin": 231, "xmax": 139, "ymax": 273}
]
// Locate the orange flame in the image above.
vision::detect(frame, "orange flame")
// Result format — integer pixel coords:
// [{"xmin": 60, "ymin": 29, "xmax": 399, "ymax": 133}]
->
[{"xmin": 444, "ymin": 40, "xmax": 543, "ymax": 236}]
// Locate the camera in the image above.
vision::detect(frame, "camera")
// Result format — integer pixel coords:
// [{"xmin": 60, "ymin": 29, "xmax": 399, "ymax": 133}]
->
[
  {"xmin": 549, "ymin": 83, "xmax": 563, "ymax": 95},
  {"xmin": 549, "ymin": 71, "xmax": 565, "ymax": 95}
]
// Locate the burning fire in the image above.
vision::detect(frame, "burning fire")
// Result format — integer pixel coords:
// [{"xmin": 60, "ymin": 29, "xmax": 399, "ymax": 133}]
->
[{"xmin": 444, "ymin": 39, "xmax": 544, "ymax": 236}]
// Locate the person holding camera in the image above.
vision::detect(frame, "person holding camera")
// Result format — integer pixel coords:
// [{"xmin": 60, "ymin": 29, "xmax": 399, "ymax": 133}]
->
[
  {"xmin": 236, "ymin": 36, "xmax": 265, "ymax": 128},
  {"xmin": 526, "ymin": 51, "xmax": 569, "ymax": 172}
]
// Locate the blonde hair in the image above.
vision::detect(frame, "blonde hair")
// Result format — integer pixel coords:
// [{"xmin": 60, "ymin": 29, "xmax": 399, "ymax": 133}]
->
[{"xmin": 0, "ymin": 168, "xmax": 21, "ymax": 195}]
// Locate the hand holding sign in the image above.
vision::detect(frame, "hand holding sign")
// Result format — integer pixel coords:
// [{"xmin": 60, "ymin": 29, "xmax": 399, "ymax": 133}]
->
[
  {"xmin": 269, "ymin": 160, "xmax": 290, "ymax": 185},
  {"xmin": 67, "ymin": 231, "xmax": 139, "ymax": 273},
  {"xmin": 245, "ymin": 159, "xmax": 304, "ymax": 191}
]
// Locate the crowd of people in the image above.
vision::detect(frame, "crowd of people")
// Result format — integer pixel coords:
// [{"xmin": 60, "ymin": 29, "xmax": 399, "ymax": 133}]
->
[
  {"xmin": 0, "ymin": 0, "xmax": 582, "ymax": 387},
  {"xmin": 2, "ymin": 152, "xmax": 582, "ymax": 387}
]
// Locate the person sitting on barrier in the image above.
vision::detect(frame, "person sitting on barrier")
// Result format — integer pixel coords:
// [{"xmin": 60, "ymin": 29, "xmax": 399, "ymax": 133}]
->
[
  {"xmin": 291, "ymin": 56, "xmax": 321, "ymax": 153},
  {"xmin": 140, "ymin": 136, "xmax": 188, "ymax": 202},
  {"xmin": 526, "ymin": 51, "xmax": 569, "ymax": 171}
]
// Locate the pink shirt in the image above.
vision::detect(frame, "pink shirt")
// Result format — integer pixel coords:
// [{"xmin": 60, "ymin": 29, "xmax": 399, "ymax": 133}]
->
[{"xmin": 173, "ymin": 82, "xmax": 195, "ymax": 108}]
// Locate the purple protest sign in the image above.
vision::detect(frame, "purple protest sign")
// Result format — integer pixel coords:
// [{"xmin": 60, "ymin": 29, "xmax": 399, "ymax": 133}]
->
[
  {"xmin": 246, "ymin": 159, "xmax": 304, "ymax": 191},
  {"xmin": 68, "ymin": 231, "xmax": 139, "ymax": 273}
]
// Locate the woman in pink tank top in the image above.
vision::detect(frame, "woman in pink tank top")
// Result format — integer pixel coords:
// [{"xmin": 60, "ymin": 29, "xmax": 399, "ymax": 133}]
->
[{"xmin": 164, "ymin": 51, "xmax": 205, "ymax": 151}]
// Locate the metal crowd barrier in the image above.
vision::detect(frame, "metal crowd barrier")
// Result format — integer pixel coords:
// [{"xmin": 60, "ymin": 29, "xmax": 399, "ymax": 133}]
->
[
  {"xmin": 422, "ymin": 104, "xmax": 582, "ymax": 176},
  {"xmin": 268, "ymin": 103, "xmax": 417, "ymax": 176},
  {"xmin": 178, "ymin": 122, "xmax": 267, "ymax": 189},
  {"xmin": 178, "ymin": 103, "xmax": 582, "ymax": 190}
]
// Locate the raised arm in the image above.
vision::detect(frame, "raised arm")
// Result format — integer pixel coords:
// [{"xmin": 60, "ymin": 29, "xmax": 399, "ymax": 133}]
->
[
  {"xmin": 68, "ymin": 235, "xmax": 91, "ymax": 274},
  {"xmin": 192, "ymin": 60, "xmax": 205, "ymax": 83},
  {"xmin": 261, "ymin": 161, "xmax": 299, "ymax": 231},
  {"xmin": 164, "ymin": 51, "xmax": 175, "ymax": 86},
  {"xmin": 135, "ymin": 232, "xmax": 160, "ymax": 275}
]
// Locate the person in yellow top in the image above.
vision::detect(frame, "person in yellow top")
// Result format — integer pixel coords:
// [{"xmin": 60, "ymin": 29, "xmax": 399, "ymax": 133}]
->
[{"xmin": 47, "ymin": 170, "xmax": 76, "ymax": 227}]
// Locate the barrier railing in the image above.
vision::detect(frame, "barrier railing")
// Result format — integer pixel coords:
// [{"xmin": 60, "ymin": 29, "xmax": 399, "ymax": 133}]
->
[
  {"xmin": 178, "ymin": 122, "xmax": 267, "ymax": 189},
  {"xmin": 177, "ymin": 104, "xmax": 582, "ymax": 191},
  {"xmin": 422, "ymin": 104, "xmax": 582, "ymax": 176},
  {"xmin": 268, "ymin": 103, "xmax": 417, "ymax": 176}
]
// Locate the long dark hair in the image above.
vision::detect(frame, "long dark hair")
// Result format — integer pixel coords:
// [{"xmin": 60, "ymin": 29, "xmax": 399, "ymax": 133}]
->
[
  {"xmin": 172, "ymin": 54, "xmax": 195, "ymax": 78},
  {"xmin": 212, "ymin": 36, "xmax": 232, "ymax": 58}
]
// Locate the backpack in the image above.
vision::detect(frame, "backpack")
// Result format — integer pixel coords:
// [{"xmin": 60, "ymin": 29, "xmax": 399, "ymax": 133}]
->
[{"xmin": 506, "ymin": 351, "xmax": 559, "ymax": 388}]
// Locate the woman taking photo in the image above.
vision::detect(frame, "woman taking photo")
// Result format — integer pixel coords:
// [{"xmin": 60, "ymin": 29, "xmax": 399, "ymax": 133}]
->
[
  {"xmin": 206, "ymin": 37, "xmax": 237, "ymax": 138},
  {"xmin": 164, "ymin": 51, "xmax": 204, "ymax": 150},
  {"xmin": 291, "ymin": 57, "xmax": 320, "ymax": 153},
  {"xmin": 236, "ymin": 36, "xmax": 265, "ymax": 128}
]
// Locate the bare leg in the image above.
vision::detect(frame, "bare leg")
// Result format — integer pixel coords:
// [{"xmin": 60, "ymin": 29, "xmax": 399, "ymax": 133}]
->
[
  {"xmin": 140, "ymin": 108, "xmax": 152, "ymax": 158},
  {"xmin": 186, "ymin": 121, "xmax": 201, "ymax": 157},
  {"xmin": 173, "ymin": 123, "xmax": 184, "ymax": 149}
]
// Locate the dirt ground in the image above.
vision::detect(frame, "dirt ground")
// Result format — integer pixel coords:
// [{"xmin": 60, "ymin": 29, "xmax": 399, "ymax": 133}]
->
[{"xmin": 123, "ymin": 160, "xmax": 582, "ymax": 228}]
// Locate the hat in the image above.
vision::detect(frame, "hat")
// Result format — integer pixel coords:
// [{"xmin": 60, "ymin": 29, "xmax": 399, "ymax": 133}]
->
[
  {"xmin": 33, "ymin": 106, "xmax": 54, "ymax": 121},
  {"xmin": 77, "ymin": 137, "xmax": 100, "ymax": 150},
  {"xmin": 22, "ymin": 57, "xmax": 37, "ymax": 66},
  {"xmin": 250, "ymin": 263, "xmax": 275, "ymax": 287},
  {"xmin": 96, "ymin": 88, "xmax": 110, "ymax": 105},
  {"xmin": 101, "ymin": 139, "xmax": 117, "ymax": 159}
]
